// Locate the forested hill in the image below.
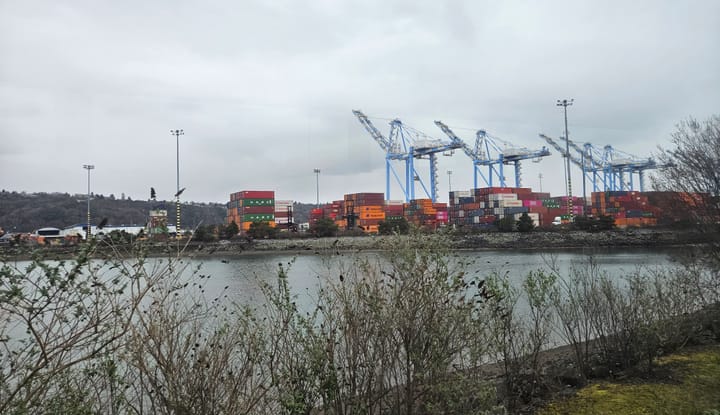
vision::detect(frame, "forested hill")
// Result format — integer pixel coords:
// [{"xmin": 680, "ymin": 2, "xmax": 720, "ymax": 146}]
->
[
  {"xmin": 0, "ymin": 191, "xmax": 226, "ymax": 233},
  {"xmin": 0, "ymin": 190, "xmax": 317, "ymax": 233}
]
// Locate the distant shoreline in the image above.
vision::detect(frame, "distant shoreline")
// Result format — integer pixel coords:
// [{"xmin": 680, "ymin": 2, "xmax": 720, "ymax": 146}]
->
[{"xmin": 1, "ymin": 229, "xmax": 711, "ymax": 262}]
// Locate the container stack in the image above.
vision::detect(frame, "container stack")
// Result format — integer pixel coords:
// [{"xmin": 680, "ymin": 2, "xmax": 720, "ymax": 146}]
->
[
  {"xmin": 545, "ymin": 196, "xmax": 586, "ymax": 222},
  {"xmin": 590, "ymin": 191, "xmax": 659, "ymax": 227},
  {"xmin": 344, "ymin": 192, "xmax": 385, "ymax": 233},
  {"xmin": 310, "ymin": 200, "xmax": 345, "ymax": 227},
  {"xmin": 384, "ymin": 200, "xmax": 405, "ymax": 222},
  {"xmin": 644, "ymin": 191, "xmax": 709, "ymax": 224},
  {"xmin": 449, "ymin": 187, "xmax": 564, "ymax": 228},
  {"xmin": 227, "ymin": 190, "xmax": 276, "ymax": 232},
  {"xmin": 403, "ymin": 199, "xmax": 448, "ymax": 229},
  {"xmin": 274, "ymin": 200, "xmax": 294, "ymax": 229},
  {"xmin": 147, "ymin": 209, "xmax": 168, "ymax": 235}
]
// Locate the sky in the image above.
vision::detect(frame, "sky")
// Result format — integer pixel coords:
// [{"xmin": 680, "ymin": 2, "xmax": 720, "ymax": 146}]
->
[{"xmin": 1, "ymin": 0, "xmax": 719, "ymax": 205}]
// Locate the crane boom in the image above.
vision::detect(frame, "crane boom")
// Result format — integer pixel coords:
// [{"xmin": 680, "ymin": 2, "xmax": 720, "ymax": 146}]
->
[
  {"xmin": 353, "ymin": 110, "xmax": 460, "ymax": 202},
  {"xmin": 352, "ymin": 110, "xmax": 393, "ymax": 153},
  {"xmin": 435, "ymin": 121, "xmax": 551, "ymax": 188},
  {"xmin": 433, "ymin": 120, "xmax": 475, "ymax": 159},
  {"xmin": 539, "ymin": 134, "xmax": 585, "ymax": 167}
]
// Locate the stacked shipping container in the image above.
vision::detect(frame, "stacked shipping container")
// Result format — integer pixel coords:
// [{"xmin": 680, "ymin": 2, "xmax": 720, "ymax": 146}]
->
[
  {"xmin": 227, "ymin": 190, "xmax": 276, "ymax": 232},
  {"xmin": 345, "ymin": 193, "xmax": 385, "ymax": 233},
  {"xmin": 449, "ymin": 187, "xmax": 572, "ymax": 227},
  {"xmin": 309, "ymin": 200, "xmax": 345, "ymax": 229},
  {"xmin": 274, "ymin": 200, "xmax": 294, "ymax": 229},
  {"xmin": 403, "ymin": 199, "xmax": 449, "ymax": 229},
  {"xmin": 591, "ymin": 191, "xmax": 659, "ymax": 227}
]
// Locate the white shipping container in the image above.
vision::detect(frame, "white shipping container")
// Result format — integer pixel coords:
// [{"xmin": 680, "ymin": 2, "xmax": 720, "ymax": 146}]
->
[
  {"xmin": 473, "ymin": 215, "xmax": 480, "ymax": 224},
  {"xmin": 498, "ymin": 200, "xmax": 523, "ymax": 207},
  {"xmin": 488, "ymin": 193, "xmax": 518, "ymax": 201},
  {"xmin": 453, "ymin": 190, "xmax": 472, "ymax": 197},
  {"xmin": 458, "ymin": 210, "xmax": 465, "ymax": 218}
]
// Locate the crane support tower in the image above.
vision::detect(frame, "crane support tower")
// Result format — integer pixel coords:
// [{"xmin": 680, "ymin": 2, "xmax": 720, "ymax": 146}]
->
[
  {"xmin": 352, "ymin": 110, "xmax": 462, "ymax": 202},
  {"xmin": 601, "ymin": 145, "xmax": 664, "ymax": 192},
  {"xmin": 435, "ymin": 120, "xmax": 551, "ymax": 189}
]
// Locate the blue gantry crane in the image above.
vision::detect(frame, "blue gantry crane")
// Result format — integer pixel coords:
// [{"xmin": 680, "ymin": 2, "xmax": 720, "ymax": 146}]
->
[
  {"xmin": 435, "ymin": 120, "xmax": 551, "ymax": 188},
  {"xmin": 540, "ymin": 133, "xmax": 603, "ymax": 202},
  {"xmin": 352, "ymin": 110, "xmax": 462, "ymax": 202},
  {"xmin": 601, "ymin": 145, "xmax": 662, "ymax": 192},
  {"xmin": 540, "ymin": 133, "xmax": 664, "ymax": 194}
]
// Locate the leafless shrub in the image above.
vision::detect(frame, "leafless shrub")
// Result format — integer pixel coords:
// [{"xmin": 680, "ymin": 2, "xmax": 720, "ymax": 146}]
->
[
  {"xmin": 259, "ymin": 232, "xmax": 503, "ymax": 414},
  {"xmin": 0, "ymin": 242, "xmax": 155, "ymax": 414}
]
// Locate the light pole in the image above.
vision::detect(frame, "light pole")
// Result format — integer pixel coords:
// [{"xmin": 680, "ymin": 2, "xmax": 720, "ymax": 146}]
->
[
  {"xmin": 313, "ymin": 168, "xmax": 321, "ymax": 208},
  {"xmin": 170, "ymin": 129, "xmax": 184, "ymax": 236},
  {"xmin": 447, "ymin": 169, "xmax": 453, "ymax": 193},
  {"xmin": 82, "ymin": 164, "xmax": 94, "ymax": 240},
  {"xmin": 538, "ymin": 172, "xmax": 543, "ymax": 192},
  {"xmin": 557, "ymin": 99, "xmax": 574, "ymax": 216}
]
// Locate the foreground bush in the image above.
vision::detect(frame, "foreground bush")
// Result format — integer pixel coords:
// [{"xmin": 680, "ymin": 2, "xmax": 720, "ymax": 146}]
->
[{"xmin": 1, "ymin": 234, "xmax": 718, "ymax": 414}]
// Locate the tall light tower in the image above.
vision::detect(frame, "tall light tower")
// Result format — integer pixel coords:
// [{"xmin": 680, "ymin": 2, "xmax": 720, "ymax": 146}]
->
[
  {"xmin": 557, "ymin": 99, "xmax": 574, "ymax": 216},
  {"xmin": 447, "ymin": 169, "xmax": 453, "ymax": 193},
  {"xmin": 170, "ymin": 129, "xmax": 184, "ymax": 236},
  {"xmin": 313, "ymin": 168, "xmax": 321, "ymax": 208},
  {"xmin": 82, "ymin": 164, "xmax": 95, "ymax": 240}
]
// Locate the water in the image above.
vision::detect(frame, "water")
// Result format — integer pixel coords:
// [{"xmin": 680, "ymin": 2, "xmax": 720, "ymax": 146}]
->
[
  {"xmin": 2, "ymin": 248, "xmax": 676, "ymax": 310},
  {"xmin": 0, "ymin": 248, "xmax": 677, "ymax": 352},
  {"xmin": 181, "ymin": 248, "xmax": 675, "ymax": 306}
]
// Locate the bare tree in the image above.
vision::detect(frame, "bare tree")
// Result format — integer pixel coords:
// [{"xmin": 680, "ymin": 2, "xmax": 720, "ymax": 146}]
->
[{"xmin": 656, "ymin": 114, "xmax": 720, "ymax": 267}]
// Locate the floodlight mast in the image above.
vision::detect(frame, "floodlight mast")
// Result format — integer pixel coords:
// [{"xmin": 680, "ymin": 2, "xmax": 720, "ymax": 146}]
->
[
  {"xmin": 557, "ymin": 99, "xmax": 574, "ymax": 216},
  {"xmin": 82, "ymin": 164, "xmax": 95, "ymax": 240}
]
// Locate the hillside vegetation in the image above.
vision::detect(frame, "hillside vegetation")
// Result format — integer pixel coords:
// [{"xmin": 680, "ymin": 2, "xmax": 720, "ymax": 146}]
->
[
  {"xmin": 0, "ymin": 190, "xmax": 318, "ymax": 232},
  {"xmin": 0, "ymin": 190, "xmax": 225, "ymax": 232}
]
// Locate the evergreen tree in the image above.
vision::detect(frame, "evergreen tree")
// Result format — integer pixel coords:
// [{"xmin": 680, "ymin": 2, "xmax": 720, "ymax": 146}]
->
[{"xmin": 516, "ymin": 213, "xmax": 535, "ymax": 232}]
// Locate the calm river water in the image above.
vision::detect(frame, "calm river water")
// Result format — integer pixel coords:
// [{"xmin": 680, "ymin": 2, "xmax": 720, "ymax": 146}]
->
[
  {"xmin": 172, "ymin": 247, "xmax": 677, "ymax": 307},
  {"xmin": 4, "ymin": 247, "xmax": 678, "ymax": 309}
]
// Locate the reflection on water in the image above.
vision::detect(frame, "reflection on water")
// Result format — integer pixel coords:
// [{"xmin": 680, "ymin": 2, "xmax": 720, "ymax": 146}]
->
[
  {"xmin": 186, "ymin": 248, "xmax": 673, "ymax": 307},
  {"xmin": 4, "ymin": 248, "xmax": 674, "ymax": 311}
]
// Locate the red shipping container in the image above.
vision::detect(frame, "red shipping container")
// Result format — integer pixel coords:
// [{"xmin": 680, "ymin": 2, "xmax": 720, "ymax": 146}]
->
[
  {"xmin": 238, "ymin": 190, "xmax": 275, "ymax": 199},
  {"xmin": 240, "ymin": 206, "xmax": 275, "ymax": 214},
  {"xmin": 512, "ymin": 187, "xmax": 533, "ymax": 194}
]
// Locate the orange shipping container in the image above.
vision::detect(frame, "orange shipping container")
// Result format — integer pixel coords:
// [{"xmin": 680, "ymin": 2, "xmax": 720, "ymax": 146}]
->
[
  {"xmin": 359, "ymin": 212, "xmax": 385, "ymax": 220},
  {"xmin": 357, "ymin": 205, "xmax": 384, "ymax": 212}
]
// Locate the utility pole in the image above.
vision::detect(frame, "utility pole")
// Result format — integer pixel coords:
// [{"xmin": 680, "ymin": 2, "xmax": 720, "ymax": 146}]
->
[
  {"xmin": 83, "ymin": 164, "xmax": 95, "ymax": 240},
  {"xmin": 170, "ymin": 129, "xmax": 184, "ymax": 236},
  {"xmin": 314, "ymin": 168, "xmax": 321, "ymax": 208},
  {"xmin": 557, "ymin": 99, "xmax": 574, "ymax": 217}
]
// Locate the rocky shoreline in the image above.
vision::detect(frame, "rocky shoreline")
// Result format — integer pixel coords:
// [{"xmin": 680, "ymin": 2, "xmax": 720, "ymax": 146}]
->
[
  {"xmin": 234, "ymin": 228, "xmax": 708, "ymax": 253},
  {"xmin": 0, "ymin": 229, "xmax": 711, "ymax": 260}
]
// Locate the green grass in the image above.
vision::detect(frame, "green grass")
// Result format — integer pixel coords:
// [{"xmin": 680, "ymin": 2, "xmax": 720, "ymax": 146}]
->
[{"xmin": 539, "ymin": 346, "xmax": 720, "ymax": 415}]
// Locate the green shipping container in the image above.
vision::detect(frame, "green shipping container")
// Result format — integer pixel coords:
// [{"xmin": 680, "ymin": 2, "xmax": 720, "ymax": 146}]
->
[
  {"xmin": 241, "ymin": 198, "xmax": 275, "ymax": 207},
  {"xmin": 242, "ymin": 213, "xmax": 275, "ymax": 222}
]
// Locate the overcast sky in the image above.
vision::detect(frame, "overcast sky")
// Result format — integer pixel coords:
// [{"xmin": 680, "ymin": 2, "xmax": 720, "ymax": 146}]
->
[{"xmin": 2, "ymin": 0, "xmax": 719, "ymax": 205}]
